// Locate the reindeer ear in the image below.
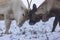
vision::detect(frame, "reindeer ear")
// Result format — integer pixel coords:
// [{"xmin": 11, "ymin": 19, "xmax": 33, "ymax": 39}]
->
[
  {"xmin": 33, "ymin": 4, "xmax": 37, "ymax": 8},
  {"xmin": 32, "ymin": 3, "xmax": 37, "ymax": 12}
]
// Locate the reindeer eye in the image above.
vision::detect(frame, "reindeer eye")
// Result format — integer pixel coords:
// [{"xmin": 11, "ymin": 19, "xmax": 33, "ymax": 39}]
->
[
  {"xmin": 23, "ymin": 14, "xmax": 24, "ymax": 16},
  {"xmin": 23, "ymin": 13, "xmax": 26, "ymax": 17}
]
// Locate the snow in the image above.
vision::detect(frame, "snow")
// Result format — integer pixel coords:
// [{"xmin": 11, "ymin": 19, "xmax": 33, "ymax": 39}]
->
[
  {"xmin": 0, "ymin": 0, "xmax": 60, "ymax": 40},
  {"xmin": 0, "ymin": 17, "xmax": 60, "ymax": 40}
]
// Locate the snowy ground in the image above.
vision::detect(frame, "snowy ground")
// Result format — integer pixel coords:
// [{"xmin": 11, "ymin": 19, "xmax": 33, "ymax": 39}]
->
[{"xmin": 0, "ymin": 17, "xmax": 60, "ymax": 40}]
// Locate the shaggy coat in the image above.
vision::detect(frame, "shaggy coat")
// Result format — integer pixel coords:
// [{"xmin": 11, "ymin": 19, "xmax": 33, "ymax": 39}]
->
[
  {"xmin": 0, "ymin": 0, "xmax": 28, "ymax": 34},
  {"xmin": 29, "ymin": 0, "xmax": 60, "ymax": 32}
]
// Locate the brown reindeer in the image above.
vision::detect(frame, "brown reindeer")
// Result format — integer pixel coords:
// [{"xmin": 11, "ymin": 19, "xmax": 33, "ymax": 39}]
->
[{"xmin": 29, "ymin": 0, "xmax": 60, "ymax": 32}]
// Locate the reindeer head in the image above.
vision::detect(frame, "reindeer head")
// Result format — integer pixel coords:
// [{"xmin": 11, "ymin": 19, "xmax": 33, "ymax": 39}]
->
[
  {"xmin": 29, "ymin": 4, "xmax": 43, "ymax": 25},
  {"xmin": 13, "ymin": 0, "xmax": 31, "ymax": 27},
  {"xmin": 17, "ymin": 9, "xmax": 29, "ymax": 27}
]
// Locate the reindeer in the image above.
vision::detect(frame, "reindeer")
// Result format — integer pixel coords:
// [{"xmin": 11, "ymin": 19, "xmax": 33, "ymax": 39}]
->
[
  {"xmin": 0, "ymin": 0, "xmax": 32, "ymax": 34},
  {"xmin": 29, "ymin": 0, "xmax": 60, "ymax": 32}
]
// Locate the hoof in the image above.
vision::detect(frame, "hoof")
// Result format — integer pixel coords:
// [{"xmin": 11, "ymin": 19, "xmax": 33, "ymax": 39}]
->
[
  {"xmin": 4, "ymin": 32, "xmax": 12, "ymax": 34},
  {"xmin": 0, "ymin": 32, "xmax": 12, "ymax": 37}
]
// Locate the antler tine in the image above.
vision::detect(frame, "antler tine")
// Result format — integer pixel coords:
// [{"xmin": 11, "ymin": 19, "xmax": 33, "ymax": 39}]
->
[{"xmin": 27, "ymin": 0, "xmax": 32, "ymax": 13}]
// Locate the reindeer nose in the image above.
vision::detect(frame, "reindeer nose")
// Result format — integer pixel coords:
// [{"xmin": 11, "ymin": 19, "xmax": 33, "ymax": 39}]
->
[
  {"xmin": 18, "ymin": 24, "xmax": 22, "ymax": 27},
  {"xmin": 29, "ymin": 21, "xmax": 35, "ymax": 25},
  {"xmin": 42, "ymin": 19, "xmax": 48, "ymax": 22}
]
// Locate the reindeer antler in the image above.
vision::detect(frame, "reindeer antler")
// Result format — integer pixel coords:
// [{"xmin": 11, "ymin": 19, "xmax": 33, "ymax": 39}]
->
[
  {"xmin": 27, "ymin": 0, "xmax": 32, "ymax": 15},
  {"xmin": 27, "ymin": 0, "xmax": 32, "ymax": 9}
]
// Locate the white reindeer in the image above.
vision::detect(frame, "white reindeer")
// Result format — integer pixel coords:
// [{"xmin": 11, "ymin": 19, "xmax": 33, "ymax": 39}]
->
[{"xmin": 0, "ymin": 0, "xmax": 30, "ymax": 34}]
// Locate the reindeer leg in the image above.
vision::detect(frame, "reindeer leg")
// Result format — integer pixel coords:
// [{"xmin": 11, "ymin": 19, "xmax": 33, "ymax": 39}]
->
[
  {"xmin": 4, "ymin": 13, "xmax": 12, "ymax": 34},
  {"xmin": 52, "ymin": 17, "xmax": 58, "ymax": 32},
  {"xmin": 59, "ymin": 19, "xmax": 60, "ymax": 26}
]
